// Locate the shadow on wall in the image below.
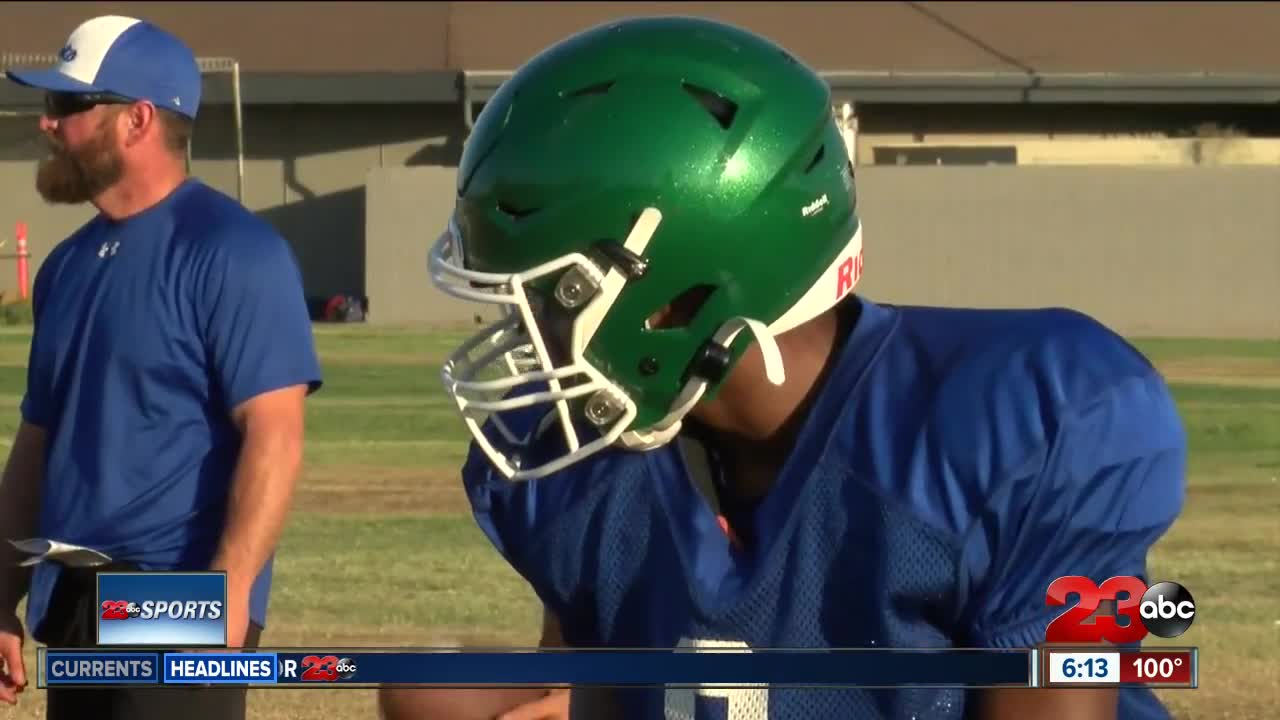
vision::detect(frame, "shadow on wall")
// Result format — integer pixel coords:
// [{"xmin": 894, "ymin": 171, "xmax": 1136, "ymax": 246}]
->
[{"xmin": 187, "ymin": 102, "xmax": 468, "ymax": 319}]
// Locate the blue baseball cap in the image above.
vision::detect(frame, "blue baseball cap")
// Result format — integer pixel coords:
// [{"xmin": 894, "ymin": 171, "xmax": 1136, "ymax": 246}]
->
[{"xmin": 4, "ymin": 15, "xmax": 201, "ymax": 119}]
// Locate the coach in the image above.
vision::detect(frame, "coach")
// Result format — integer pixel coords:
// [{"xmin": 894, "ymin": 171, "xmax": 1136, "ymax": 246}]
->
[{"xmin": 0, "ymin": 15, "xmax": 322, "ymax": 720}]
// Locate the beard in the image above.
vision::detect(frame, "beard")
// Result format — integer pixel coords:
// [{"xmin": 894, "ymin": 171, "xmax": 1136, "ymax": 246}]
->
[{"xmin": 35, "ymin": 121, "xmax": 125, "ymax": 205}]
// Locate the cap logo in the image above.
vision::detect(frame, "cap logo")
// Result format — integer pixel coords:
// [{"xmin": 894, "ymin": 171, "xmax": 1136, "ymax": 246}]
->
[{"xmin": 58, "ymin": 45, "xmax": 77, "ymax": 62}]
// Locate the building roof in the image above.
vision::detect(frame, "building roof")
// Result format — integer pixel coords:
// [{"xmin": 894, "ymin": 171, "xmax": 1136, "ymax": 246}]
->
[{"xmin": 5, "ymin": 1, "xmax": 1280, "ymax": 106}]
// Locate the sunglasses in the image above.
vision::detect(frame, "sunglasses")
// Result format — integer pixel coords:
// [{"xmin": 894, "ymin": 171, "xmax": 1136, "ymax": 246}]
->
[{"xmin": 43, "ymin": 91, "xmax": 136, "ymax": 119}]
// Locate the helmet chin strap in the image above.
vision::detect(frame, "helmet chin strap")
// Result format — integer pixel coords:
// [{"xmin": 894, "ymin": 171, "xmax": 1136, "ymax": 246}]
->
[{"xmin": 617, "ymin": 316, "xmax": 785, "ymax": 451}]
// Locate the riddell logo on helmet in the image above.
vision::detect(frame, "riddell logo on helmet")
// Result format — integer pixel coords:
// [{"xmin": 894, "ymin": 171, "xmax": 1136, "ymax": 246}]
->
[{"xmin": 836, "ymin": 250, "xmax": 864, "ymax": 298}]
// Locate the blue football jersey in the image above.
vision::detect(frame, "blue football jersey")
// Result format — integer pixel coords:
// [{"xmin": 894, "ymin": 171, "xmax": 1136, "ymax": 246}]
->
[{"xmin": 462, "ymin": 297, "xmax": 1187, "ymax": 720}]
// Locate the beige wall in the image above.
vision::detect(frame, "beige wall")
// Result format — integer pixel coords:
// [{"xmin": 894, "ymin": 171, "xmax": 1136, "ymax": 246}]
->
[
  {"xmin": 364, "ymin": 166, "xmax": 500, "ymax": 328},
  {"xmin": 367, "ymin": 164, "xmax": 1280, "ymax": 339},
  {"xmin": 3, "ymin": 103, "xmax": 1276, "ymax": 338},
  {"xmin": 853, "ymin": 166, "xmax": 1278, "ymax": 338}
]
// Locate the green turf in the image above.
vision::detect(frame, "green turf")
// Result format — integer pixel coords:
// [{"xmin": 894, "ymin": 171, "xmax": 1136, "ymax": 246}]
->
[
  {"xmin": 1131, "ymin": 337, "xmax": 1280, "ymax": 361},
  {"xmin": 4, "ymin": 329, "xmax": 1276, "ymax": 719}
]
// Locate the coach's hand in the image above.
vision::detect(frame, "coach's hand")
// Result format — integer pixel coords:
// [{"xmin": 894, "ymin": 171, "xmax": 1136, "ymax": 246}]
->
[
  {"xmin": 497, "ymin": 687, "xmax": 569, "ymax": 720},
  {"xmin": 0, "ymin": 611, "xmax": 26, "ymax": 705},
  {"xmin": 224, "ymin": 586, "xmax": 251, "ymax": 648}
]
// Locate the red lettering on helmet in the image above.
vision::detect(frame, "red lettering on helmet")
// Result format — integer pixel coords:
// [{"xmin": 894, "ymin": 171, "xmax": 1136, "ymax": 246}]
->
[
  {"xmin": 836, "ymin": 250, "xmax": 863, "ymax": 299},
  {"xmin": 836, "ymin": 258, "xmax": 853, "ymax": 298}
]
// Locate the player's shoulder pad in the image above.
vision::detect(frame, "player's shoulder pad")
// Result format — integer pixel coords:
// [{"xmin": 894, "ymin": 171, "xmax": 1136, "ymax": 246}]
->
[
  {"xmin": 921, "ymin": 306, "xmax": 1176, "ymax": 498},
  {"xmin": 943, "ymin": 306, "xmax": 1160, "ymax": 419}
]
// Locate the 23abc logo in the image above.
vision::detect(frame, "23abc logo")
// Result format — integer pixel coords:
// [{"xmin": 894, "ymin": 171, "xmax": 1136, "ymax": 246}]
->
[
  {"xmin": 1045, "ymin": 576, "xmax": 1196, "ymax": 643},
  {"xmin": 100, "ymin": 600, "xmax": 143, "ymax": 620},
  {"xmin": 299, "ymin": 655, "xmax": 358, "ymax": 682}
]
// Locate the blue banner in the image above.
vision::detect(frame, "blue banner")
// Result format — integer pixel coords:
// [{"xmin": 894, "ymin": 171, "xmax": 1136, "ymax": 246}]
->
[
  {"xmin": 96, "ymin": 572, "xmax": 227, "ymax": 647},
  {"xmin": 39, "ymin": 648, "xmax": 1033, "ymax": 688},
  {"xmin": 271, "ymin": 649, "xmax": 1031, "ymax": 688}
]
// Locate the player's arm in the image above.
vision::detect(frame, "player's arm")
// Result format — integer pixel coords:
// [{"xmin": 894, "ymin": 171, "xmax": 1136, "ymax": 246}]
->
[
  {"xmin": 497, "ymin": 607, "xmax": 627, "ymax": 720},
  {"xmin": 963, "ymin": 373, "xmax": 1187, "ymax": 720},
  {"xmin": 972, "ymin": 662, "xmax": 1119, "ymax": 720},
  {"xmin": 494, "ymin": 607, "xmax": 572, "ymax": 720},
  {"xmin": 376, "ymin": 606, "xmax": 571, "ymax": 720},
  {"xmin": 199, "ymin": 228, "xmax": 322, "ymax": 644}
]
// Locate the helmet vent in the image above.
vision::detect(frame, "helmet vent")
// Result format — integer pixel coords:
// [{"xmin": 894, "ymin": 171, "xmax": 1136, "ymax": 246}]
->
[
  {"xmin": 681, "ymin": 83, "xmax": 738, "ymax": 130},
  {"xmin": 804, "ymin": 144, "xmax": 826, "ymax": 174},
  {"xmin": 496, "ymin": 201, "xmax": 541, "ymax": 221},
  {"xmin": 644, "ymin": 284, "xmax": 717, "ymax": 331},
  {"xmin": 564, "ymin": 80, "xmax": 616, "ymax": 98}
]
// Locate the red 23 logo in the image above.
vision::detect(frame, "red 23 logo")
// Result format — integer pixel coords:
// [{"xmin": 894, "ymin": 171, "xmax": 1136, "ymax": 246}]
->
[
  {"xmin": 100, "ymin": 600, "xmax": 130, "ymax": 620},
  {"xmin": 1045, "ymin": 575, "xmax": 1149, "ymax": 644},
  {"xmin": 300, "ymin": 655, "xmax": 340, "ymax": 682}
]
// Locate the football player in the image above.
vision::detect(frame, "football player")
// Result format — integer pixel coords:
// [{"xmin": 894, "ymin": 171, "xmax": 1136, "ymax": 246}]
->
[{"xmin": 383, "ymin": 16, "xmax": 1187, "ymax": 720}]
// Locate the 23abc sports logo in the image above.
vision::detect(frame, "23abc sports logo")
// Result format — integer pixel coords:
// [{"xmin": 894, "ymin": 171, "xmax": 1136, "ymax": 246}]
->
[
  {"xmin": 1045, "ymin": 575, "xmax": 1196, "ymax": 643},
  {"xmin": 100, "ymin": 599, "xmax": 224, "ymax": 621}
]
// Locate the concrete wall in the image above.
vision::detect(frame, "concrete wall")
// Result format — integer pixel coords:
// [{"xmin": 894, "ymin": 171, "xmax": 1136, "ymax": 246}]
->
[
  {"xmin": 364, "ymin": 166, "xmax": 493, "ymax": 328},
  {"xmin": 0, "ymin": 102, "xmax": 467, "ymax": 304},
  {"xmin": 366, "ymin": 165, "xmax": 1280, "ymax": 339},
  {"xmin": 853, "ymin": 167, "xmax": 1278, "ymax": 338}
]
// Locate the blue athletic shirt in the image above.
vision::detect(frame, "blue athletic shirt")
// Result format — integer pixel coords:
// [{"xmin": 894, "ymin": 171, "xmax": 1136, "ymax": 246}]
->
[
  {"xmin": 22, "ymin": 178, "xmax": 323, "ymax": 636},
  {"xmin": 463, "ymin": 297, "xmax": 1187, "ymax": 719}
]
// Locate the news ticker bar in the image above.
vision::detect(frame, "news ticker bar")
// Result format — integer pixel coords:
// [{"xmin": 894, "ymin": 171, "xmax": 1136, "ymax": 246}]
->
[{"xmin": 35, "ymin": 647, "xmax": 1197, "ymax": 689}]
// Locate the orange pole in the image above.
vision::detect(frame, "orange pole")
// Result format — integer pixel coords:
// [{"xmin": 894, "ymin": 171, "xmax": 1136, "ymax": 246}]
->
[{"xmin": 16, "ymin": 222, "xmax": 28, "ymax": 301}]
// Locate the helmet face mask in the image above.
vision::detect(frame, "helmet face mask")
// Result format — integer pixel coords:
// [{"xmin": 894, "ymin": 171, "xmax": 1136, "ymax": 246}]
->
[
  {"xmin": 429, "ymin": 17, "xmax": 866, "ymax": 481},
  {"xmin": 431, "ymin": 211, "xmax": 656, "ymax": 479}
]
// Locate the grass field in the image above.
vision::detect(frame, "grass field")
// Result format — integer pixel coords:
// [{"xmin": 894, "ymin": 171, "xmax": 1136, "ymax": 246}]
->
[{"xmin": 3, "ymin": 325, "xmax": 1277, "ymax": 719}]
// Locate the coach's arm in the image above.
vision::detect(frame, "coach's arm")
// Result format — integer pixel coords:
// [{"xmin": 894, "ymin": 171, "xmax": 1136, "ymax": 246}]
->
[
  {"xmin": 209, "ymin": 385, "xmax": 309, "ymax": 646},
  {"xmin": 200, "ymin": 225, "xmax": 323, "ymax": 647},
  {"xmin": 964, "ymin": 373, "xmax": 1187, "ymax": 720}
]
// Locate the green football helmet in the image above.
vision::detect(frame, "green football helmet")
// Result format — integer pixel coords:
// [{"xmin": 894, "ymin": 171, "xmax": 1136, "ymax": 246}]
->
[{"xmin": 430, "ymin": 16, "xmax": 864, "ymax": 480}]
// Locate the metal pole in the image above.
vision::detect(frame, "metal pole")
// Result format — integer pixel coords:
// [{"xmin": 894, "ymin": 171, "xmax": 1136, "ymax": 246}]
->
[
  {"xmin": 461, "ymin": 72, "xmax": 475, "ymax": 138},
  {"xmin": 841, "ymin": 102, "xmax": 859, "ymax": 166},
  {"xmin": 232, "ymin": 60, "xmax": 245, "ymax": 204}
]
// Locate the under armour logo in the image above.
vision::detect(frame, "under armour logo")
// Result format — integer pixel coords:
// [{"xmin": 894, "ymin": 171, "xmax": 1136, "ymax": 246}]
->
[
  {"xmin": 58, "ymin": 45, "xmax": 77, "ymax": 62},
  {"xmin": 98, "ymin": 241, "xmax": 120, "ymax": 258}
]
